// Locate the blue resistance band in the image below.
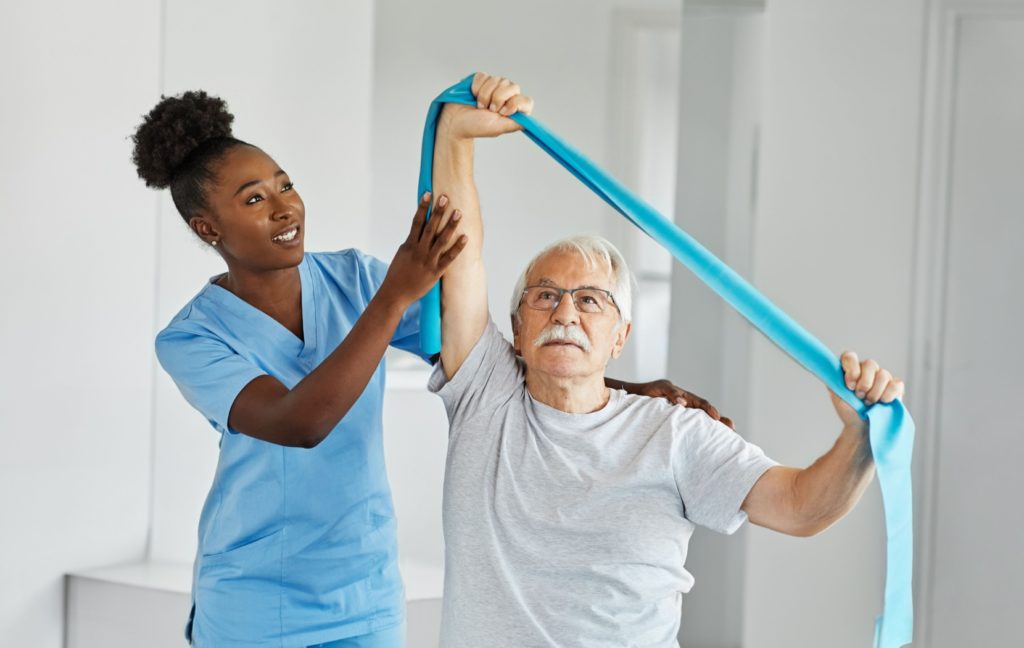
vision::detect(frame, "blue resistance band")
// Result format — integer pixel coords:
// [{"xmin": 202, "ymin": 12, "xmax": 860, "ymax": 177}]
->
[{"xmin": 416, "ymin": 74, "xmax": 914, "ymax": 647}]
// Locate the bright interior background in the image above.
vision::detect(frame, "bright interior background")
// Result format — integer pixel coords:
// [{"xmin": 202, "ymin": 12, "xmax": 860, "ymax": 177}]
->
[{"xmin": 2, "ymin": 0, "xmax": 1021, "ymax": 646}]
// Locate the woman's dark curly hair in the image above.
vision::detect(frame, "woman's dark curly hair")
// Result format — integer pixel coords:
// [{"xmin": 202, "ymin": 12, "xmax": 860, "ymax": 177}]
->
[{"xmin": 131, "ymin": 90, "xmax": 253, "ymax": 224}]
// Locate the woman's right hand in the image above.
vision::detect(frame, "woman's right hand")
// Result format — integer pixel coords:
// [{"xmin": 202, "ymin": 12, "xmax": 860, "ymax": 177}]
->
[{"xmin": 380, "ymin": 192, "xmax": 467, "ymax": 307}]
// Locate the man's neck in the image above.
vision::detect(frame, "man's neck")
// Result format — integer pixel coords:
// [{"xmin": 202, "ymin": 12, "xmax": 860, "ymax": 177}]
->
[{"xmin": 525, "ymin": 370, "xmax": 610, "ymax": 414}]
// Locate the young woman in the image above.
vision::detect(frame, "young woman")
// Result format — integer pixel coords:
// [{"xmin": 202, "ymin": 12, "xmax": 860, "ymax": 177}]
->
[{"xmin": 132, "ymin": 77, "xmax": 724, "ymax": 648}]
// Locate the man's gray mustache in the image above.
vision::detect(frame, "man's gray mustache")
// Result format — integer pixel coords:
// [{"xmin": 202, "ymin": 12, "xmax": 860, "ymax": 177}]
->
[{"xmin": 533, "ymin": 325, "xmax": 592, "ymax": 352}]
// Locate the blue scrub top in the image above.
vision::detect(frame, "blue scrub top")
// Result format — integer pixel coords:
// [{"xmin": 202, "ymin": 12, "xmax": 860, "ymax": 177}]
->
[{"xmin": 155, "ymin": 249, "xmax": 429, "ymax": 647}]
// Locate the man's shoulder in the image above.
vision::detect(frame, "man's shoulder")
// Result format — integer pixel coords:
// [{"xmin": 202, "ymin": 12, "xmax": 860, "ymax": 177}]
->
[
  {"xmin": 616, "ymin": 390, "xmax": 720, "ymax": 431},
  {"xmin": 430, "ymin": 319, "xmax": 525, "ymax": 398},
  {"xmin": 468, "ymin": 318, "xmax": 520, "ymax": 367}
]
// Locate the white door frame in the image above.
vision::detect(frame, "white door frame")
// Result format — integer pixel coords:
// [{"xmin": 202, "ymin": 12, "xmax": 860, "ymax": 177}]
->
[{"xmin": 910, "ymin": 1, "xmax": 1024, "ymax": 645}]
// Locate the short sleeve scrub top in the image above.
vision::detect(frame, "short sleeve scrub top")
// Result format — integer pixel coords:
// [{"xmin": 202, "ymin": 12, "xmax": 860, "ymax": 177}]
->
[{"xmin": 156, "ymin": 249, "xmax": 427, "ymax": 647}]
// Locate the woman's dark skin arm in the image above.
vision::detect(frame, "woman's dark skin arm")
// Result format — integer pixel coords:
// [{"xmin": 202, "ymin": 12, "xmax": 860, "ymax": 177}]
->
[{"xmin": 228, "ymin": 195, "xmax": 466, "ymax": 448}]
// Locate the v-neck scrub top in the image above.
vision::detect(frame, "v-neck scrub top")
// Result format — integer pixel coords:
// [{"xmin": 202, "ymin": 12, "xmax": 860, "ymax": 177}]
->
[{"xmin": 155, "ymin": 249, "xmax": 428, "ymax": 647}]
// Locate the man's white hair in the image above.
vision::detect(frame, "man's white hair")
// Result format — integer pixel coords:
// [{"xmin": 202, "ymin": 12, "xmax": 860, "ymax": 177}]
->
[{"xmin": 510, "ymin": 235, "xmax": 635, "ymax": 324}]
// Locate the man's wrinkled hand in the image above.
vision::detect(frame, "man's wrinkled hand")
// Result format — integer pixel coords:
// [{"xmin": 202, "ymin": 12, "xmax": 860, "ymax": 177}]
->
[{"xmin": 438, "ymin": 72, "xmax": 534, "ymax": 141}]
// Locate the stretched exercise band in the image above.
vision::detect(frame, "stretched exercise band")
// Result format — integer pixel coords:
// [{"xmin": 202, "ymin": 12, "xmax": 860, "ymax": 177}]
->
[{"xmin": 416, "ymin": 74, "xmax": 914, "ymax": 648}]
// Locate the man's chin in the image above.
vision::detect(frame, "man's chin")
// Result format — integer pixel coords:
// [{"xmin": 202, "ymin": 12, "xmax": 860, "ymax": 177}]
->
[{"xmin": 528, "ymin": 352, "xmax": 592, "ymax": 379}]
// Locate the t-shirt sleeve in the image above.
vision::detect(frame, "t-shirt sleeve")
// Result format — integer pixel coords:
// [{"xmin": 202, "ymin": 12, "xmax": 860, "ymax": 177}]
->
[
  {"xmin": 672, "ymin": 411, "xmax": 779, "ymax": 535},
  {"xmin": 389, "ymin": 298, "xmax": 431, "ymax": 363},
  {"xmin": 427, "ymin": 319, "xmax": 522, "ymax": 429},
  {"xmin": 355, "ymin": 250, "xmax": 432, "ymax": 364},
  {"xmin": 155, "ymin": 326, "xmax": 268, "ymax": 435}
]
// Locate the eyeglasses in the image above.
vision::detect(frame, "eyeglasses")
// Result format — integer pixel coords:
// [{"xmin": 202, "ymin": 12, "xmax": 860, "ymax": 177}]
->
[{"xmin": 520, "ymin": 285, "xmax": 620, "ymax": 315}]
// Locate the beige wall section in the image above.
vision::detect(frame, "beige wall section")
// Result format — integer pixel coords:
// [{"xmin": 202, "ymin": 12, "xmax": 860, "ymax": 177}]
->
[
  {"xmin": 741, "ymin": 1, "xmax": 925, "ymax": 646},
  {"xmin": 0, "ymin": 1, "xmax": 163, "ymax": 645},
  {"xmin": 149, "ymin": 0, "xmax": 377, "ymax": 563}
]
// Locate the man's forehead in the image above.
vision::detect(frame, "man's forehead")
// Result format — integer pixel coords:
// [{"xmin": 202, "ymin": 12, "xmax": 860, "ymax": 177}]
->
[{"xmin": 527, "ymin": 249, "xmax": 614, "ymax": 288}]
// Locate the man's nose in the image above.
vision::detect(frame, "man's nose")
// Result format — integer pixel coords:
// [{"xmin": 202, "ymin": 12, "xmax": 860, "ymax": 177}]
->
[{"xmin": 550, "ymin": 293, "xmax": 580, "ymax": 326}]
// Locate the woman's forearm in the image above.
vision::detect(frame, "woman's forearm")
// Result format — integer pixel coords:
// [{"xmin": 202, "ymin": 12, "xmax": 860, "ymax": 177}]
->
[
  {"xmin": 231, "ymin": 288, "xmax": 410, "ymax": 448},
  {"xmin": 280, "ymin": 289, "xmax": 410, "ymax": 446}
]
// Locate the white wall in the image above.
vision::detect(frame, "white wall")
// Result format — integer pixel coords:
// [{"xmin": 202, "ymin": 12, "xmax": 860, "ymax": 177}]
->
[
  {"xmin": 740, "ymin": 1, "xmax": 924, "ymax": 646},
  {"xmin": 0, "ymin": 3, "xmax": 379, "ymax": 643},
  {"xmin": 149, "ymin": 0, "xmax": 377, "ymax": 564},
  {"xmin": 912, "ymin": 4, "xmax": 1024, "ymax": 645},
  {"xmin": 671, "ymin": 8, "xmax": 764, "ymax": 646},
  {"xmin": 0, "ymin": 2, "xmax": 162, "ymax": 645},
  {"xmin": 370, "ymin": 0, "xmax": 680, "ymax": 337},
  {"xmin": 6, "ymin": 1, "xmax": 1018, "ymax": 645}
]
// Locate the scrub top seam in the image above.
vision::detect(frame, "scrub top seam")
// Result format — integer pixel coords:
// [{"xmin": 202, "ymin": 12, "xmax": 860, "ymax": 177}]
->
[{"xmin": 307, "ymin": 258, "xmax": 321, "ymax": 358}]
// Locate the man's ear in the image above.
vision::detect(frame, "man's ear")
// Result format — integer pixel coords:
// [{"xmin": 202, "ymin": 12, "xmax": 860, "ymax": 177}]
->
[
  {"xmin": 609, "ymin": 320, "xmax": 632, "ymax": 359},
  {"xmin": 510, "ymin": 313, "xmax": 522, "ymax": 355}
]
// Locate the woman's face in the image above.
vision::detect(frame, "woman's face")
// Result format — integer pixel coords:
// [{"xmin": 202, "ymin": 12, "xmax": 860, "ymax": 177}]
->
[{"xmin": 191, "ymin": 145, "xmax": 306, "ymax": 271}]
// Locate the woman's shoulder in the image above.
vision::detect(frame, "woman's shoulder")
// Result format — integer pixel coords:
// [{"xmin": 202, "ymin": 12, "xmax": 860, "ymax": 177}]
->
[
  {"xmin": 159, "ymin": 281, "xmax": 212, "ymax": 328},
  {"xmin": 155, "ymin": 279, "xmax": 234, "ymax": 349}
]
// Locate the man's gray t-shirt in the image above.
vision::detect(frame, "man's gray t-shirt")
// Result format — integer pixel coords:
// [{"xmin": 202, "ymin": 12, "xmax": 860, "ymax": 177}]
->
[{"xmin": 428, "ymin": 321, "xmax": 778, "ymax": 647}]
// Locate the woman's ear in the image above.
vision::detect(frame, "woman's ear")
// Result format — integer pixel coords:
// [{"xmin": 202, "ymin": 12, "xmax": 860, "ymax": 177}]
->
[{"xmin": 189, "ymin": 215, "xmax": 220, "ymax": 247}]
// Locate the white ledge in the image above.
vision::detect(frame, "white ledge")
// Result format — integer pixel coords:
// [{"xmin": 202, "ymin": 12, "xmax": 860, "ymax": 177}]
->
[{"xmin": 68, "ymin": 558, "xmax": 444, "ymax": 600}]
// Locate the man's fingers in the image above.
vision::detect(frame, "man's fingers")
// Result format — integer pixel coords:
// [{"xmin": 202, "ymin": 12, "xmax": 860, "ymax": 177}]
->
[
  {"xmin": 880, "ymin": 378, "xmax": 905, "ymax": 404},
  {"xmin": 485, "ymin": 77, "xmax": 512, "ymax": 112},
  {"xmin": 841, "ymin": 351, "xmax": 861, "ymax": 391},
  {"xmin": 476, "ymin": 75, "xmax": 503, "ymax": 110},
  {"xmin": 510, "ymin": 94, "xmax": 534, "ymax": 116},
  {"xmin": 470, "ymin": 72, "xmax": 487, "ymax": 98},
  {"xmin": 720, "ymin": 416, "xmax": 735, "ymax": 430},
  {"xmin": 491, "ymin": 81, "xmax": 520, "ymax": 113},
  {"xmin": 865, "ymin": 369, "xmax": 892, "ymax": 405},
  {"xmin": 855, "ymin": 359, "xmax": 879, "ymax": 400},
  {"xmin": 499, "ymin": 94, "xmax": 534, "ymax": 119}
]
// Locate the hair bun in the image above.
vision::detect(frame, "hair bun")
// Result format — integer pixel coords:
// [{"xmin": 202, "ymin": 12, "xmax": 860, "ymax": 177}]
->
[{"xmin": 131, "ymin": 90, "xmax": 234, "ymax": 189}]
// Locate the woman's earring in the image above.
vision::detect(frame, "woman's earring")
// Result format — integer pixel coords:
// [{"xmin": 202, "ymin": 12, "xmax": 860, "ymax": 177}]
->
[{"xmin": 211, "ymin": 240, "xmax": 219, "ymax": 247}]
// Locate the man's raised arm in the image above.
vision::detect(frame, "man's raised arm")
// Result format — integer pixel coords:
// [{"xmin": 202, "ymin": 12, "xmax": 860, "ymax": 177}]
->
[
  {"xmin": 432, "ymin": 73, "xmax": 533, "ymax": 379},
  {"xmin": 741, "ymin": 352, "xmax": 906, "ymax": 536}
]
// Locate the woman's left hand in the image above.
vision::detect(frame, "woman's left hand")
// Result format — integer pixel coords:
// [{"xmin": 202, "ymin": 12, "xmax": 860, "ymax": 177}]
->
[{"xmin": 625, "ymin": 379, "xmax": 734, "ymax": 429}]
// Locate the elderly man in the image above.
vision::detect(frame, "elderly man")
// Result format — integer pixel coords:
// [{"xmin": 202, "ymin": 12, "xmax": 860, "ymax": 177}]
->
[{"xmin": 426, "ymin": 74, "xmax": 904, "ymax": 647}]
